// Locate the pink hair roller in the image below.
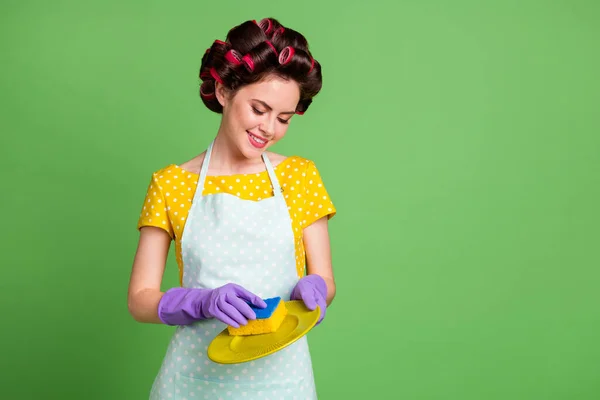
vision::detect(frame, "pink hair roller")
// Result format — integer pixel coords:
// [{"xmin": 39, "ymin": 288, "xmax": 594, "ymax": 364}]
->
[
  {"xmin": 200, "ymin": 88, "xmax": 215, "ymax": 99},
  {"xmin": 278, "ymin": 46, "xmax": 295, "ymax": 65},
  {"xmin": 200, "ymin": 80, "xmax": 215, "ymax": 99},
  {"xmin": 224, "ymin": 49, "xmax": 242, "ymax": 65},
  {"xmin": 308, "ymin": 57, "xmax": 315, "ymax": 74},
  {"xmin": 241, "ymin": 54, "xmax": 255, "ymax": 72},
  {"xmin": 259, "ymin": 18, "xmax": 273, "ymax": 35},
  {"xmin": 265, "ymin": 40, "xmax": 278, "ymax": 55},
  {"xmin": 209, "ymin": 67, "xmax": 223, "ymax": 84}
]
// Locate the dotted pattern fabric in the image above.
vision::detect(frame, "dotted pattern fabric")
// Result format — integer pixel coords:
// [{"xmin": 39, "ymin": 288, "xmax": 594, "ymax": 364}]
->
[{"xmin": 137, "ymin": 156, "xmax": 336, "ymax": 284}]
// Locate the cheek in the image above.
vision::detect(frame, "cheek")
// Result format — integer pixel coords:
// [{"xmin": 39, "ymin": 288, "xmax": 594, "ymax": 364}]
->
[
  {"xmin": 274, "ymin": 125, "xmax": 289, "ymax": 141},
  {"xmin": 229, "ymin": 104, "xmax": 255, "ymax": 128}
]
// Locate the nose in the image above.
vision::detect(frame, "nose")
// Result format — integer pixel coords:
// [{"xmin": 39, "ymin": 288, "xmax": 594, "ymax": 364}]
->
[{"xmin": 259, "ymin": 116, "xmax": 276, "ymax": 138}]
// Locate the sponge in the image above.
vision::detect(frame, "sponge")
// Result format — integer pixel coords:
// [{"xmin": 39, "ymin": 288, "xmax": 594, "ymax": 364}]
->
[{"xmin": 227, "ymin": 297, "xmax": 288, "ymax": 336}]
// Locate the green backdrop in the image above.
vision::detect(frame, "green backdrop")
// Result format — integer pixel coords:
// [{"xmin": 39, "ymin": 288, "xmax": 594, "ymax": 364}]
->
[{"xmin": 2, "ymin": 1, "xmax": 599, "ymax": 399}]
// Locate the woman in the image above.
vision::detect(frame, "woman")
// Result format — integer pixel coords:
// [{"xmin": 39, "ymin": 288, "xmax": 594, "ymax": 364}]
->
[{"xmin": 128, "ymin": 17, "xmax": 337, "ymax": 399}]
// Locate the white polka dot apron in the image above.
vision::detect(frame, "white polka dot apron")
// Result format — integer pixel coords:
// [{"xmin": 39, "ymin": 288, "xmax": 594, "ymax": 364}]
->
[{"xmin": 149, "ymin": 140, "xmax": 318, "ymax": 400}]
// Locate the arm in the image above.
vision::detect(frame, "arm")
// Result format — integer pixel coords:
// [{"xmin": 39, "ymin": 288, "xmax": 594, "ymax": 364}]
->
[
  {"xmin": 303, "ymin": 216, "xmax": 336, "ymax": 306},
  {"xmin": 127, "ymin": 226, "xmax": 266, "ymax": 326},
  {"xmin": 127, "ymin": 226, "xmax": 171, "ymax": 324}
]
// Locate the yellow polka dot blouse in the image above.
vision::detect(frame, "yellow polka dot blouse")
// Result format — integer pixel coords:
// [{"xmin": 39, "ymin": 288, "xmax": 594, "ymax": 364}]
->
[{"xmin": 137, "ymin": 156, "xmax": 336, "ymax": 285}]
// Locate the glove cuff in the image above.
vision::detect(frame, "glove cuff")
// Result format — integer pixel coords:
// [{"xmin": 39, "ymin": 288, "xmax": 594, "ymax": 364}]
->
[
  {"xmin": 157, "ymin": 287, "xmax": 206, "ymax": 326},
  {"xmin": 304, "ymin": 274, "xmax": 328, "ymax": 298}
]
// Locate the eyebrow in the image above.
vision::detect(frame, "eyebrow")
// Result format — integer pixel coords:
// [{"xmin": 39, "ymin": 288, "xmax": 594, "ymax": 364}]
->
[{"xmin": 252, "ymin": 99, "xmax": 296, "ymax": 115}]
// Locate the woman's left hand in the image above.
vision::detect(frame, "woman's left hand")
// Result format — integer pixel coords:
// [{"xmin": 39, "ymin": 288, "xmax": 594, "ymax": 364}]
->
[{"xmin": 290, "ymin": 274, "xmax": 328, "ymax": 325}]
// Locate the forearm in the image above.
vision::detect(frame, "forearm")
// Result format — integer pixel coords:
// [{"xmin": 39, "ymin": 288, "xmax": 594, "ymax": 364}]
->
[
  {"xmin": 128, "ymin": 288, "xmax": 165, "ymax": 324},
  {"xmin": 321, "ymin": 276, "xmax": 336, "ymax": 305}
]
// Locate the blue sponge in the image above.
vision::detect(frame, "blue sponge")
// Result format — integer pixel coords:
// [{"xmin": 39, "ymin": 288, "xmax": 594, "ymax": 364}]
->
[{"xmin": 251, "ymin": 297, "xmax": 282, "ymax": 319}]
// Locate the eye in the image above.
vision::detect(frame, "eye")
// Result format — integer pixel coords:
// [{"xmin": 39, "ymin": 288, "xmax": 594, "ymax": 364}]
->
[
  {"xmin": 251, "ymin": 107, "xmax": 265, "ymax": 115},
  {"xmin": 278, "ymin": 118, "xmax": 290, "ymax": 125}
]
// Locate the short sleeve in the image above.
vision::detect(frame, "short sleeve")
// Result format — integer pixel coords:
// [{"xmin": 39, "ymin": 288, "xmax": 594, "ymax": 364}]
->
[
  {"xmin": 136, "ymin": 173, "xmax": 174, "ymax": 239},
  {"xmin": 302, "ymin": 161, "xmax": 336, "ymax": 227}
]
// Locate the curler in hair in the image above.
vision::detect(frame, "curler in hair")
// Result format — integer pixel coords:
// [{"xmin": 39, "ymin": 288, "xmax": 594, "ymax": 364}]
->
[
  {"xmin": 200, "ymin": 81, "xmax": 215, "ymax": 99},
  {"xmin": 241, "ymin": 54, "xmax": 255, "ymax": 72},
  {"xmin": 265, "ymin": 40, "xmax": 278, "ymax": 55},
  {"xmin": 259, "ymin": 18, "xmax": 273, "ymax": 35},
  {"xmin": 200, "ymin": 70, "xmax": 212, "ymax": 80},
  {"xmin": 209, "ymin": 67, "xmax": 223, "ymax": 84},
  {"xmin": 308, "ymin": 57, "xmax": 315, "ymax": 74},
  {"xmin": 214, "ymin": 40, "xmax": 227, "ymax": 46},
  {"xmin": 278, "ymin": 46, "xmax": 295, "ymax": 65},
  {"xmin": 224, "ymin": 49, "xmax": 242, "ymax": 65}
]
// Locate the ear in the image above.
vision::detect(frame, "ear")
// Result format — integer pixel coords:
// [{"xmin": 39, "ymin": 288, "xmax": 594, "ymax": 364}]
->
[{"xmin": 215, "ymin": 81, "xmax": 229, "ymax": 108}]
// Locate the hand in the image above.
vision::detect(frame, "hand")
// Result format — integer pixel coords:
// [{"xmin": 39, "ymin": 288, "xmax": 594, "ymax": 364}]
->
[
  {"xmin": 157, "ymin": 283, "xmax": 266, "ymax": 327},
  {"xmin": 200, "ymin": 283, "xmax": 267, "ymax": 327},
  {"xmin": 290, "ymin": 274, "xmax": 328, "ymax": 325}
]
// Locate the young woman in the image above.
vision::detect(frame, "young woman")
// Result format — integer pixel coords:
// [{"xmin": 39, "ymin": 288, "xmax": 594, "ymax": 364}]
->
[{"xmin": 128, "ymin": 17, "xmax": 336, "ymax": 399}]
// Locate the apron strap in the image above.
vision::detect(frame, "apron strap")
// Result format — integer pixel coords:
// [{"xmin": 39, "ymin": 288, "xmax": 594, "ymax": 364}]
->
[
  {"xmin": 196, "ymin": 140, "xmax": 214, "ymax": 199},
  {"xmin": 262, "ymin": 152, "xmax": 283, "ymax": 198},
  {"xmin": 195, "ymin": 139, "xmax": 283, "ymax": 199}
]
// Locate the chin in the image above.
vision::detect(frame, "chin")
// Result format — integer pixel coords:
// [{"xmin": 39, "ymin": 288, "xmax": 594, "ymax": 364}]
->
[{"xmin": 240, "ymin": 130, "xmax": 270, "ymax": 158}]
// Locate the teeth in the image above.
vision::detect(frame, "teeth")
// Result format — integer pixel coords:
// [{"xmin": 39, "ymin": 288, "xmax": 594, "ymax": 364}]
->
[{"xmin": 250, "ymin": 133, "xmax": 265, "ymax": 144}]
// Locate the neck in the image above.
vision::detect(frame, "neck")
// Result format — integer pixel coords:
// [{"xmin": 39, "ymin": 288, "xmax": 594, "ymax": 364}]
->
[{"xmin": 208, "ymin": 130, "xmax": 263, "ymax": 175}]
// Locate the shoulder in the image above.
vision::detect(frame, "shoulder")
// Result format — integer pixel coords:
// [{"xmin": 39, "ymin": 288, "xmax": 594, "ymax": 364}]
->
[
  {"xmin": 146, "ymin": 162, "xmax": 199, "ymax": 190},
  {"xmin": 273, "ymin": 154, "xmax": 327, "ymax": 191},
  {"xmin": 268, "ymin": 152, "xmax": 315, "ymax": 170},
  {"xmin": 177, "ymin": 153, "xmax": 205, "ymax": 176},
  {"xmin": 271, "ymin": 154, "xmax": 317, "ymax": 178}
]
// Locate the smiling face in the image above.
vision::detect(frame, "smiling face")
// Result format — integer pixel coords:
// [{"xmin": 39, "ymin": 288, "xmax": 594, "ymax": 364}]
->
[{"xmin": 215, "ymin": 74, "xmax": 301, "ymax": 160}]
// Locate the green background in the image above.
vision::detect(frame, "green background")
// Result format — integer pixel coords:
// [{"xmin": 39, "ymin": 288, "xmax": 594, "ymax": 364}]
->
[{"xmin": 2, "ymin": 0, "xmax": 599, "ymax": 399}]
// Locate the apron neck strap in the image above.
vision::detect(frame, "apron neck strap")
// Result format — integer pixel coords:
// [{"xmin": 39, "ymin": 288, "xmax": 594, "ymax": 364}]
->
[
  {"xmin": 262, "ymin": 152, "xmax": 283, "ymax": 198},
  {"xmin": 196, "ymin": 140, "xmax": 283, "ymax": 198},
  {"xmin": 196, "ymin": 140, "xmax": 214, "ymax": 197}
]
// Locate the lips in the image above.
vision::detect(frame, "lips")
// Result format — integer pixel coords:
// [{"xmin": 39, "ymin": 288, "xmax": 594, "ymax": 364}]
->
[{"xmin": 247, "ymin": 131, "xmax": 268, "ymax": 149}]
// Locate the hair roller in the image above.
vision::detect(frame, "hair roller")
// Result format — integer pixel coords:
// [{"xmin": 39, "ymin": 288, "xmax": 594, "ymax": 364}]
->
[
  {"xmin": 199, "ymin": 70, "xmax": 212, "ymax": 80},
  {"xmin": 258, "ymin": 18, "xmax": 273, "ymax": 35},
  {"xmin": 278, "ymin": 46, "xmax": 295, "ymax": 65},
  {"xmin": 200, "ymin": 80, "xmax": 215, "ymax": 99},
  {"xmin": 308, "ymin": 57, "xmax": 315, "ymax": 74},
  {"xmin": 296, "ymin": 98, "xmax": 312, "ymax": 115},
  {"xmin": 224, "ymin": 49, "xmax": 242, "ymax": 66},
  {"xmin": 265, "ymin": 40, "xmax": 278, "ymax": 55},
  {"xmin": 209, "ymin": 67, "xmax": 224, "ymax": 84},
  {"xmin": 214, "ymin": 39, "xmax": 227, "ymax": 46},
  {"xmin": 241, "ymin": 54, "xmax": 255, "ymax": 72}
]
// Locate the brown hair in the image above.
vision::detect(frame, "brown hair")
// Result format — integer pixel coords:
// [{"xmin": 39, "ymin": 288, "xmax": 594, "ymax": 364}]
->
[{"xmin": 199, "ymin": 18, "xmax": 322, "ymax": 115}]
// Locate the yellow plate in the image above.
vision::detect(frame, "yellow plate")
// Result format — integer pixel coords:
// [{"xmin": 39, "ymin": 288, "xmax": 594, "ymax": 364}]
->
[{"xmin": 207, "ymin": 300, "xmax": 319, "ymax": 364}]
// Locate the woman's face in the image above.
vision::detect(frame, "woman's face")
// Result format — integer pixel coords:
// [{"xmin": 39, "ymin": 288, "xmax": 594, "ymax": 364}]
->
[{"xmin": 216, "ymin": 75, "xmax": 301, "ymax": 160}]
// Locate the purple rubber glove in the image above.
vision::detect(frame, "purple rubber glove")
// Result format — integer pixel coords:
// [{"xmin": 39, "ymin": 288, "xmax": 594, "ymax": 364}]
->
[
  {"xmin": 157, "ymin": 283, "xmax": 267, "ymax": 327},
  {"xmin": 290, "ymin": 274, "xmax": 328, "ymax": 325}
]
